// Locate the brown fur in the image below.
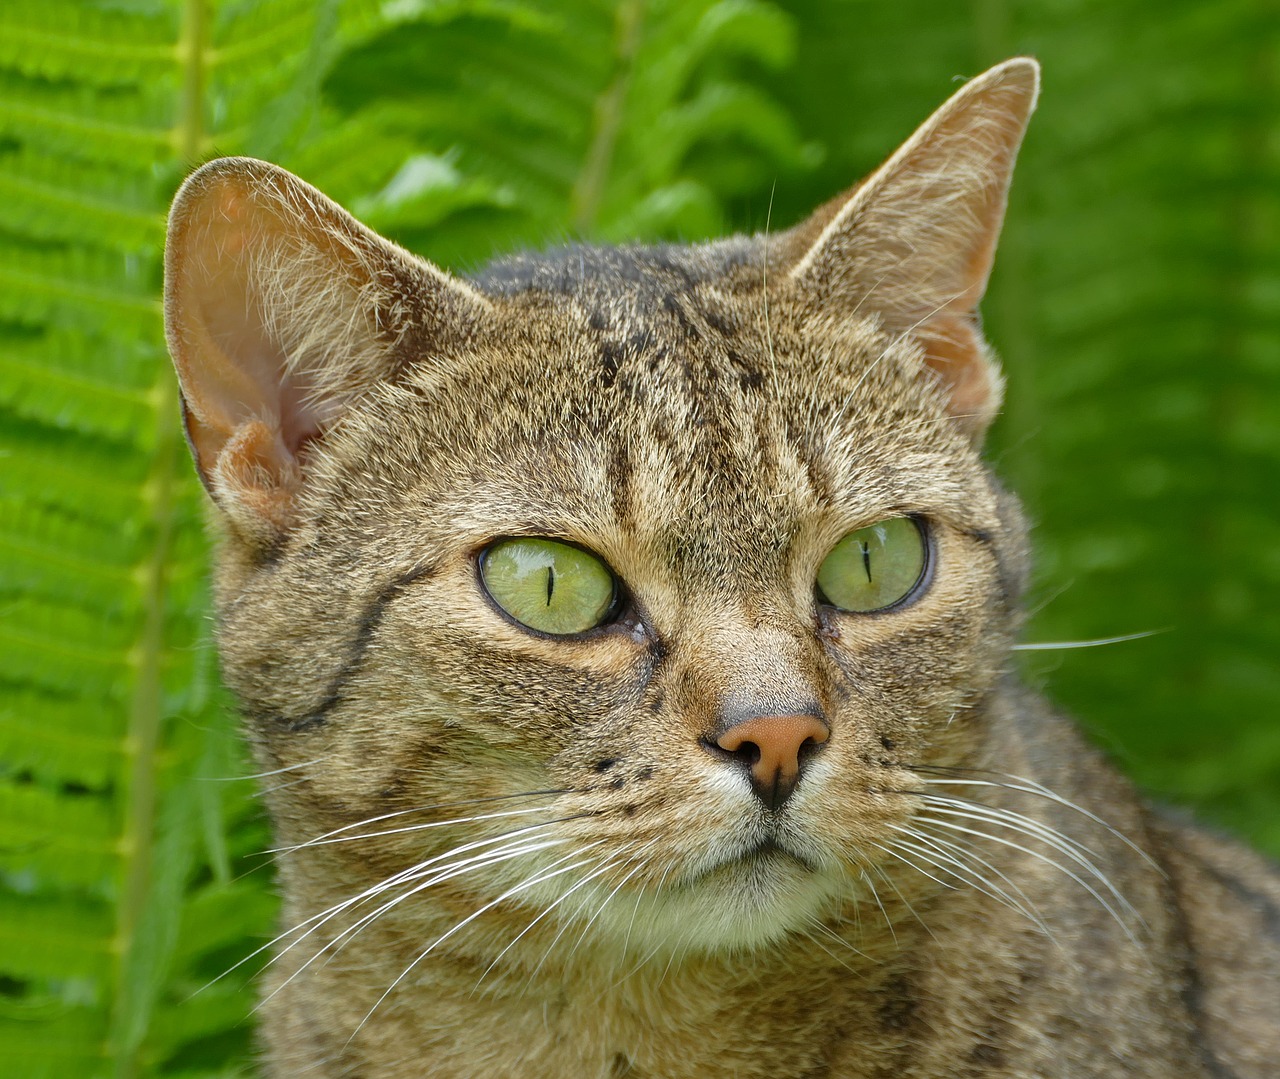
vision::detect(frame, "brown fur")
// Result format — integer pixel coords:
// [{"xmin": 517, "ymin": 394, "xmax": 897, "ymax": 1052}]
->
[{"xmin": 164, "ymin": 59, "xmax": 1280, "ymax": 1077}]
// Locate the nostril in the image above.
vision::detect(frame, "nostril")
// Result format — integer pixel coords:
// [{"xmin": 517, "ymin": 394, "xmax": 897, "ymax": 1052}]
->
[
  {"xmin": 798, "ymin": 734, "xmax": 823, "ymax": 758},
  {"xmin": 700, "ymin": 735, "xmax": 760, "ymax": 767},
  {"xmin": 702, "ymin": 713, "xmax": 831, "ymax": 809}
]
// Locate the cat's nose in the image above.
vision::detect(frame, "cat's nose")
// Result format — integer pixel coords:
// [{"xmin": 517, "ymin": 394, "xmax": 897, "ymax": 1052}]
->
[{"xmin": 708, "ymin": 713, "xmax": 830, "ymax": 810}]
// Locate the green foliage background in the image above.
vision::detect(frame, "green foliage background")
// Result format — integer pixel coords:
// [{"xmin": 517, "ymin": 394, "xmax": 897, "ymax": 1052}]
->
[{"xmin": 1, "ymin": 0, "xmax": 1276, "ymax": 1073}]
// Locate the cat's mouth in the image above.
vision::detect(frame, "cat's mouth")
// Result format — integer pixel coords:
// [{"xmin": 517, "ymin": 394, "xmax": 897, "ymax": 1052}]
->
[
  {"xmin": 742, "ymin": 837, "xmax": 817, "ymax": 871},
  {"xmin": 690, "ymin": 833, "xmax": 823, "ymax": 882}
]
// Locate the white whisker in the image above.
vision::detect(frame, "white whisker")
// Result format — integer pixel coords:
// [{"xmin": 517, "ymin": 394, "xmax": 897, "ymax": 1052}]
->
[
  {"xmin": 269, "ymin": 805, "xmax": 564, "ymax": 854},
  {"xmin": 1011, "ymin": 630, "xmax": 1160, "ymax": 651},
  {"xmin": 260, "ymin": 836, "xmax": 576, "ymax": 1010},
  {"xmin": 913, "ymin": 770, "xmax": 1159, "ymax": 870},
  {"xmin": 269, "ymin": 793, "xmax": 570, "ymax": 855},
  {"xmin": 566, "ymin": 840, "xmax": 659, "ymax": 963},
  {"xmin": 917, "ymin": 812, "xmax": 1140, "ymax": 940},
  {"xmin": 204, "ymin": 756, "xmax": 331, "ymax": 781},
  {"xmin": 352, "ymin": 851, "xmax": 610, "ymax": 1044},
  {"xmin": 474, "ymin": 843, "xmax": 652, "ymax": 993},
  {"xmin": 883, "ymin": 829, "xmax": 1051, "ymax": 940},
  {"xmin": 858, "ymin": 868, "xmax": 897, "ymax": 946},
  {"xmin": 523, "ymin": 856, "xmax": 632, "ymax": 986},
  {"xmin": 902, "ymin": 823, "xmax": 1051, "ymax": 937},
  {"xmin": 810, "ymin": 920, "xmax": 873, "ymax": 966},
  {"xmin": 220, "ymin": 820, "xmax": 574, "ymax": 994}
]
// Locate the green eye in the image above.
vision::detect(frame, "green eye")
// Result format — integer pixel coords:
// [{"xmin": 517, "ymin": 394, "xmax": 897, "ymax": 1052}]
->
[
  {"xmin": 816, "ymin": 517, "xmax": 928, "ymax": 613},
  {"xmin": 480, "ymin": 538, "xmax": 618, "ymax": 636}
]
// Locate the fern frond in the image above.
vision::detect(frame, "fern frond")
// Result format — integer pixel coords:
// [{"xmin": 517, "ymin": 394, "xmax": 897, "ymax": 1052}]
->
[
  {"xmin": 0, "ymin": 4, "xmax": 177, "ymax": 86},
  {"xmin": 0, "ymin": 0, "xmax": 376, "ymax": 1073},
  {"xmin": 319, "ymin": 0, "xmax": 813, "ymax": 256},
  {"xmin": 0, "ymin": 149, "xmax": 165, "ymax": 250}
]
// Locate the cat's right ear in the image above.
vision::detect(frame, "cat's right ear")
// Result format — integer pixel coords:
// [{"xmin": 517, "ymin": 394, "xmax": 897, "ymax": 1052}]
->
[{"xmin": 164, "ymin": 157, "xmax": 489, "ymax": 548}]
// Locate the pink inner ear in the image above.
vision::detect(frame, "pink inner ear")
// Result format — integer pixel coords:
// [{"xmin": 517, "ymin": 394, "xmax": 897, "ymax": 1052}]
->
[
  {"xmin": 919, "ymin": 315, "xmax": 1000, "ymax": 431},
  {"xmin": 178, "ymin": 189, "xmax": 325, "ymax": 485}
]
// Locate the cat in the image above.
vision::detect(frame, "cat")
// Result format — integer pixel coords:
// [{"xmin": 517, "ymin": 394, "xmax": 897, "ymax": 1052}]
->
[{"xmin": 164, "ymin": 58, "xmax": 1280, "ymax": 1078}]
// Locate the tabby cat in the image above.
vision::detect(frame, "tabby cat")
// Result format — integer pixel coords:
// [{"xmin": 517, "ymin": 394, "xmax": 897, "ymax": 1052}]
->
[{"xmin": 164, "ymin": 59, "xmax": 1280, "ymax": 1077}]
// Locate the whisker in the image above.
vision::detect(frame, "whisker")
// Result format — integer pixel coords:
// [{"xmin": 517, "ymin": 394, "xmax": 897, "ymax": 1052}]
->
[
  {"xmin": 902, "ymin": 822, "xmax": 1051, "ymax": 937},
  {"xmin": 620, "ymin": 871, "xmax": 650, "ymax": 957},
  {"xmin": 475, "ymin": 842, "xmax": 653, "ymax": 992},
  {"xmin": 802, "ymin": 927, "xmax": 863, "ymax": 977},
  {"xmin": 262, "ymin": 838, "xmax": 573, "ymax": 1010},
  {"xmin": 858, "ymin": 868, "xmax": 897, "ymax": 946},
  {"xmin": 760, "ymin": 178, "xmax": 780, "ymax": 400},
  {"xmin": 882, "ymin": 830, "xmax": 1052, "ymax": 941},
  {"xmin": 833, "ymin": 285, "xmax": 968, "ymax": 426},
  {"xmin": 255, "ymin": 776, "xmax": 314, "ymax": 797},
  {"xmin": 268, "ymin": 804, "xmax": 564, "ymax": 855},
  {"xmin": 524, "ymin": 856, "xmax": 632, "ymax": 986},
  {"xmin": 565, "ymin": 840, "xmax": 659, "ymax": 964},
  {"xmin": 916, "ymin": 812, "xmax": 1140, "ymax": 941},
  {"xmin": 913, "ymin": 793, "xmax": 1104, "ymax": 860},
  {"xmin": 319, "ymin": 838, "xmax": 576, "ymax": 965},
  {"xmin": 1011, "ymin": 630, "xmax": 1161, "ymax": 651},
  {"xmin": 352, "ymin": 851, "xmax": 610, "ymax": 1044},
  {"xmin": 810, "ymin": 920, "xmax": 873, "ymax": 966},
  {"xmin": 873, "ymin": 842, "xmax": 960, "ymax": 893},
  {"xmin": 215, "ymin": 819, "xmax": 581, "ymax": 993},
  {"xmin": 606, "ymin": 858, "xmax": 678, "ymax": 990},
  {"xmin": 907, "ymin": 769, "xmax": 1159, "ymax": 870},
  {"xmin": 269, "ymin": 790, "xmax": 573, "ymax": 855},
  {"xmin": 203, "ymin": 756, "xmax": 332, "ymax": 781},
  {"xmin": 867, "ymin": 860, "xmax": 936, "ymax": 942}
]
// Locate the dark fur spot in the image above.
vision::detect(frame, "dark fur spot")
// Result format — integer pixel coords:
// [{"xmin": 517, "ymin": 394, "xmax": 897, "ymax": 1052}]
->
[
  {"xmin": 588, "ymin": 308, "xmax": 609, "ymax": 331},
  {"xmin": 600, "ymin": 341, "xmax": 624, "ymax": 389},
  {"xmin": 609, "ymin": 776, "xmax": 626, "ymax": 791},
  {"xmin": 607, "ymin": 441, "xmax": 633, "ymax": 518},
  {"xmin": 967, "ymin": 1040, "xmax": 1005, "ymax": 1068},
  {"xmin": 622, "ymin": 804, "xmax": 638, "ymax": 817},
  {"xmin": 704, "ymin": 308, "xmax": 737, "ymax": 336},
  {"xmin": 594, "ymin": 758, "xmax": 618, "ymax": 773},
  {"xmin": 724, "ymin": 348, "xmax": 764, "ymax": 391},
  {"xmin": 880, "ymin": 735, "xmax": 896, "ymax": 751},
  {"xmin": 662, "ymin": 292, "xmax": 699, "ymax": 338},
  {"xmin": 636, "ymin": 766, "xmax": 654, "ymax": 781},
  {"xmin": 877, "ymin": 974, "xmax": 918, "ymax": 1032}
]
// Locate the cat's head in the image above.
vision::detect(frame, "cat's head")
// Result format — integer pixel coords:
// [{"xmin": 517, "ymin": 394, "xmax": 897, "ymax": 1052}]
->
[{"xmin": 165, "ymin": 59, "xmax": 1038, "ymax": 955}]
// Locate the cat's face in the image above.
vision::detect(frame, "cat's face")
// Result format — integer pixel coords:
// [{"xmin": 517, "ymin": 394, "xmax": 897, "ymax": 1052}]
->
[{"xmin": 166, "ymin": 61, "xmax": 1037, "ymax": 956}]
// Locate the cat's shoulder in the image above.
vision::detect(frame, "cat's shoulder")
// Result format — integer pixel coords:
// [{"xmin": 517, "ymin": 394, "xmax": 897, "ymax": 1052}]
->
[{"xmin": 1147, "ymin": 811, "xmax": 1280, "ymax": 1078}]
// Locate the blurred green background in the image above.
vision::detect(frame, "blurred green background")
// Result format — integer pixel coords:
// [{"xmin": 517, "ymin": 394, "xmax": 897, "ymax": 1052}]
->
[{"xmin": 1, "ymin": 0, "xmax": 1276, "ymax": 1073}]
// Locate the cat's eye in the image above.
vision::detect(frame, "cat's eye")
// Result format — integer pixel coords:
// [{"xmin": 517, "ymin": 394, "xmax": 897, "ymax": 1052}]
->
[
  {"xmin": 479, "ymin": 538, "xmax": 619, "ymax": 636},
  {"xmin": 816, "ymin": 517, "xmax": 928, "ymax": 613}
]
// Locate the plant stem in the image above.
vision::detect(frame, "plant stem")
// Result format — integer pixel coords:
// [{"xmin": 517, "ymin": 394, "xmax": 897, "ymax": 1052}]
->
[
  {"xmin": 570, "ymin": 0, "xmax": 645, "ymax": 235},
  {"xmin": 110, "ymin": 1, "xmax": 205, "ymax": 1074}
]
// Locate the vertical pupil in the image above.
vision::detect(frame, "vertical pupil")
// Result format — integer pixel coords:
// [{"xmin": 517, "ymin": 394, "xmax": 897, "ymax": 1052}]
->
[
  {"xmin": 546, "ymin": 565, "xmax": 555, "ymax": 606},
  {"xmin": 860, "ymin": 540, "xmax": 873, "ymax": 583}
]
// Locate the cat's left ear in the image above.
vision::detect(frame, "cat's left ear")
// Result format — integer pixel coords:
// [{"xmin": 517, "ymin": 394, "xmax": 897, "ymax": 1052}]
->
[{"xmin": 784, "ymin": 58, "xmax": 1039, "ymax": 440}]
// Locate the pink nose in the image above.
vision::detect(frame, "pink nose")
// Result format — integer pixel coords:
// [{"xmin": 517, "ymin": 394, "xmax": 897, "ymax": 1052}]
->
[{"xmin": 714, "ymin": 714, "xmax": 830, "ymax": 809}]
